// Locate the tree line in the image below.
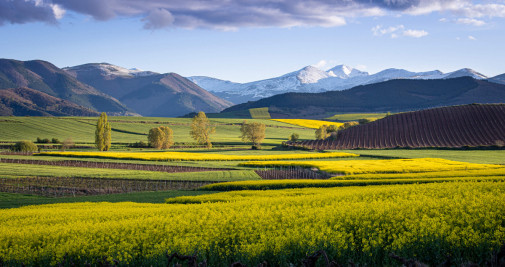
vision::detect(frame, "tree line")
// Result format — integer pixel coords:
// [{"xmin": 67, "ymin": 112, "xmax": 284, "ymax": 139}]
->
[{"xmin": 94, "ymin": 111, "xmax": 267, "ymax": 151}]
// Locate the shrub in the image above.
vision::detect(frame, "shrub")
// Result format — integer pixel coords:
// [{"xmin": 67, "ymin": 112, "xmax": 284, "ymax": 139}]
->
[
  {"xmin": 289, "ymin": 133, "xmax": 299, "ymax": 142},
  {"xmin": 60, "ymin": 138, "xmax": 75, "ymax": 151},
  {"xmin": 11, "ymin": 141, "xmax": 38, "ymax": 152},
  {"xmin": 51, "ymin": 138, "xmax": 61, "ymax": 144}
]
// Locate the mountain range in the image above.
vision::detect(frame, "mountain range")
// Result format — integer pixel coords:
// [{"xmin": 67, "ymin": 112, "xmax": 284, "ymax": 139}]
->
[
  {"xmin": 223, "ymin": 77, "xmax": 505, "ymax": 119},
  {"xmin": 64, "ymin": 63, "xmax": 232, "ymax": 117},
  {"xmin": 0, "ymin": 59, "xmax": 130, "ymax": 115},
  {"xmin": 0, "ymin": 59, "xmax": 232, "ymax": 117},
  {"xmin": 1, "ymin": 58, "xmax": 504, "ymax": 117},
  {"xmin": 189, "ymin": 64, "xmax": 491, "ymax": 104}
]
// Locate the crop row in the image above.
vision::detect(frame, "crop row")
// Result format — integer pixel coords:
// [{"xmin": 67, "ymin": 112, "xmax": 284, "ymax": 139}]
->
[
  {"xmin": 199, "ymin": 176, "xmax": 505, "ymax": 191},
  {"xmin": 297, "ymin": 104, "xmax": 505, "ymax": 149},
  {"xmin": 1, "ymin": 181, "xmax": 504, "ymax": 265},
  {"xmin": 239, "ymin": 158, "xmax": 503, "ymax": 175},
  {"xmin": 0, "ymin": 176, "xmax": 213, "ymax": 197},
  {"xmin": 0, "ymin": 158, "xmax": 230, "ymax": 173},
  {"xmin": 36, "ymin": 151, "xmax": 359, "ymax": 161}
]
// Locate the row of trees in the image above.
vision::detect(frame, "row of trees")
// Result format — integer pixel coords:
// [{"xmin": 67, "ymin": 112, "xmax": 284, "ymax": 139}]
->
[
  {"xmin": 315, "ymin": 121, "xmax": 359, "ymax": 140},
  {"xmin": 94, "ymin": 111, "xmax": 267, "ymax": 151}
]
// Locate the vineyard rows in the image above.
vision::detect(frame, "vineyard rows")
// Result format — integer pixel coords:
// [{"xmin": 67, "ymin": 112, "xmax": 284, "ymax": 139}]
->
[
  {"xmin": 0, "ymin": 176, "xmax": 214, "ymax": 197},
  {"xmin": 297, "ymin": 104, "xmax": 505, "ymax": 149}
]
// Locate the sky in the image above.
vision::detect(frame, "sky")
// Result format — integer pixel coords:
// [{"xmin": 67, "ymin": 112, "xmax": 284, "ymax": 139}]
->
[{"xmin": 1, "ymin": 0, "xmax": 505, "ymax": 83}]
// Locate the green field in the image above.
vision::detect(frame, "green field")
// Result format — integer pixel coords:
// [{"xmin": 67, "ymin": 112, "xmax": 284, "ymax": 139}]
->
[
  {"xmin": 0, "ymin": 116, "xmax": 311, "ymax": 145},
  {"xmin": 337, "ymin": 149, "xmax": 505, "ymax": 164},
  {"xmin": 0, "ymin": 190, "xmax": 218, "ymax": 209},
  {"xmin": 248, "ymin": 107, "xmax": 271, "ymax": 119},
  {"xmin": 1, "ymin": 115, "xmax": 505, "ymax": 266},
  {"xmin": 0, "ymin": 163, "xmax": 260, "ymax": 181},
  {"xmin": 326, "ymin": 112, "xmax": 389, "ymax": 121}
]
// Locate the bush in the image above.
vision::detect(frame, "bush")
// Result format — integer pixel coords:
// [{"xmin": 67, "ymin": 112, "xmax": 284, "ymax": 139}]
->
[
  {"xmin": 289, "ymin": 133, "xmax": 299, "ymax": 142},
  {"xmin": 11, "ymin": 141, "xmax": 38, "ymax": 152},
  {"xmin": 51, "ymin": 138, "xmax": 61, "ymax": 144},
  {"xmin": 61, "ymin": 138, "xmax": 75, "ymax": 151}
]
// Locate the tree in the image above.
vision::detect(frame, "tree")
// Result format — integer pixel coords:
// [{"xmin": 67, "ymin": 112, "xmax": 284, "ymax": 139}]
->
[
  {"xmin": 148, "ymin": 126, "xmax": 174, "ymax": 149},
  {"xmin": 190, "ymin": 111, "xmax": 215, "ymax": 148},
  {"xmin": 338, "ymin": 121, "xmax": 359, "ymax": 130},
  {"xmin": 95, "ymin": 112, "xmax": 111, "ymax": 151},
  {"xmin": 240, "ymin": 121, "xmax": 266, "ymax": 149},
  {"xmin": 315, "ymin": 125, "xmax": 329, "ymax": 140},
  {"xmin": 11, "ymin": 140, "xmax": 38, "ymax": 152},
  {"xmin": 289, "ymin": 133, "xmax": 299, "ymax": 142}
]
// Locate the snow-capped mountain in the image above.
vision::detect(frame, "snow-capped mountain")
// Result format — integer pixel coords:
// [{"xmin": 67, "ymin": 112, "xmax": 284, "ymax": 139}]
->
[
  {"xmin": 65, "ymin": 63, "xmax": 158, "ymax": 78},
  {"xmin": 188, "ymin": 65, "xmax": 489, "ymax": 104},
  {"xmin": 327, "ymin": 65, "xmax": 368, "ymax": 79}
]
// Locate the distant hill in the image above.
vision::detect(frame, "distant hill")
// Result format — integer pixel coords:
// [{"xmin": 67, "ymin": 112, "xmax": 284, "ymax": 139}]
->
[
  {"xmin": 222, "ymin": 77, "xmax": 505, "ymax": 118},
  {"xmin": 0, "ymin": 87, "xmax": 99, "ymax": 116},
  {"xmin": 0, "ymin": 59, "xmax": 130, "ymax": 115},
  {"xmin": 490, "ymin": 73, "xmax": 505, "ymax": 85},
  {"xmin": 65, "ymin": 63, "xmax": 233, "ymax": 117},
  {"xmin": 296, "ymin": 104, "xmax": 505, "ymax": 149},
  {"xmin": 189, "ymin": 65, "xmax": 488, "ymax": 104}
]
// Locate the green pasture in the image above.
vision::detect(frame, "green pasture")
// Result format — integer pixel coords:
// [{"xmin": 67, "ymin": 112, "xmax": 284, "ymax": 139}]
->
[
  {"xmin": 337, "ymin": 149, "xmax": 505, "ymax": 165},
  {"xmin": 0, "ymin": 190, "xmax": 219, "ymax": 209},
  {"xmin": 326, "ymin": 112, "xmax": 388, "ymax": 121},
  {"xmin": 0, "ymin": 116, "xmax": 312, "ymax": 145},
  {"xmin": 0, "ymin": 163, "xmax": 260, "ymax": 181}
]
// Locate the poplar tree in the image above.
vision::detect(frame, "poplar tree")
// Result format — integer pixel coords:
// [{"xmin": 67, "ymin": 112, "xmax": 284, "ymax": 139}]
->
[
  {"xmin": 190, "ymin": 111, "xmax": 215, "ymax": 148},
  {"xmin": 95, "ymin": 112, "xmax": 111, "ymax": 151}
]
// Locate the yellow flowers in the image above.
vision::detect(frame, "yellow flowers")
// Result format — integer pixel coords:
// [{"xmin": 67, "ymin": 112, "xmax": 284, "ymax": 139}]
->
[
  {"xmin": 271, "ymin": 119, "xmax": 344, "ymax": 129},
  {"xmin": 239, "ymin": 158, "xmax": 503, "ymax": 174},
  {"xmin": 36, "ymin": 151, "xmax": 359, "ymax": 161},
  {"xmin": 1, "ymin": 181, "xmax": 505, "ymax": 265}
]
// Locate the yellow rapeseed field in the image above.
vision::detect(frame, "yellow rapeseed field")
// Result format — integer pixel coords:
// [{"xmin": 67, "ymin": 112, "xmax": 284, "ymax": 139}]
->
[
  {"xmin": 199, "ymin": 176, "xmax": 505, "ymax": 191},
  {"xmin": 271, "ymin": 119, "xmax": 344, "ymax": 129},
  {"xmin": 239, "ymin": 158, "xmax": 503, "ymax": 174},
  {"xmin": 1, "ymin": 182, "xmax": 504, "ymax": 265},
  {"xmin": 36, "ymin": 151, "xmax": 358, "ymax": 161}
]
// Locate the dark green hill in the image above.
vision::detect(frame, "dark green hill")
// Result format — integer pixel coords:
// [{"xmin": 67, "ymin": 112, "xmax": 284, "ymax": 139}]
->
[
  {"xmin": 0, "ymin": 59, "xmax": 130, "ymax": 115},
  {"xmin": 65, "ymin": 63, "xmax": 232, "ymax": 117},
  {"xmin": 223, "ymin": 77, "xmax": 505, "ymax": 118},
  {"xmin": 0, "ymin": 87, "xmax": 99, "ymax": 116}
]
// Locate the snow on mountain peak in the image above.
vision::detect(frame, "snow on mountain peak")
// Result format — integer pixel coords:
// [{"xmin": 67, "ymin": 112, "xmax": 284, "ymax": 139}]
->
[
  {"xmin": 65, "ymin": 63, "xmax": 158, "ymax": 78},
  {"xmin": 327, "ymin": 65, "xmax": 368, "ymax": 79},
  {"xmin": 444, "ymin": 68, "xmax": 487, "ymax": 80},
  {"xmin": 295, "ymin": 65, "xmax": 332, "ymax": 84}
]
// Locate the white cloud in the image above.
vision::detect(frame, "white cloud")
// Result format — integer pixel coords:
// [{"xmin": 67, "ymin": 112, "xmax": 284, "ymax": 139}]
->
[
  {"xmin": 403, "ymin": 29, "xmax": 429, "ymax": 38},
  {"xmin": 372, "ymin": 25, "xmax": 428, "ymax": 38},
  {"xmin": 468, "ymin": 35, "xmax": 477, "ymax": 40},
  {"xmin": 457, "ymin": 18, "xmax": 486, "ymax": 26},
  {"xmin": 3, "ymin": 0, "xmax": 505, "ymax": 30},
  {"xmin": 439, "ymin": 18, "xmax": 447, "ymax": 22},
  {"xmin": 51, "ymin": 4, "xmax": 66, "ymax": 20},
  {"xmin": 372, "ymin": 25, "xmax": 405, "ymax": 36},
  {"xmin": 142, "ymin": 8, "xmax": 174, "ymax": 29},
  {"xmin": 312, "ymin": 60, "xmax": 328, "ymax": 69}
]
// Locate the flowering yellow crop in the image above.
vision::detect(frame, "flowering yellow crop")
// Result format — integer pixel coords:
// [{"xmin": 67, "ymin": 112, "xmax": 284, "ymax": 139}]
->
[
  {"xmin": 1, "ymin": 182, "xmax": 504, "ymax": 265},
  {"xmin": 239, "ymin": 158, "xmax": 502, "ymax": 174},
  {"xmin": 271, "ymin": 119, "xmax": 344, "ymax": 129},
  {"xmin": 200, "ymin": 176, "xmax": 505, "ymax": 191},
  {"xmin": 36, "ymin": 151, "xmax": 358, "ymax": 161}
]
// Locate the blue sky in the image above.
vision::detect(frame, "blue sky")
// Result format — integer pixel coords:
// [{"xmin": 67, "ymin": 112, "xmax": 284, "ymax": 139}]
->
[{"xmin": 1, "ymin": 0, "xmax": 504, "ymax": 83}]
